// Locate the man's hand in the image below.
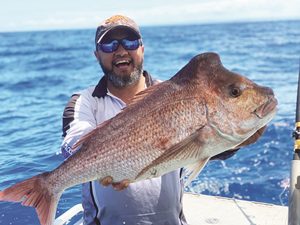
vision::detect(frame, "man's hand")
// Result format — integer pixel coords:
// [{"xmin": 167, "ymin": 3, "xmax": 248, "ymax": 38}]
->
[
  {"xmin": 211, "ymin": 125, "xmax": 267, "ymax": 160},
  {"xmin": 99, "ymin": 176, "xmax": 130, "ymax": 191}
]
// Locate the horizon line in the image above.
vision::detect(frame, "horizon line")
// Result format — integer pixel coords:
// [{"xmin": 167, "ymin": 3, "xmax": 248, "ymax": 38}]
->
[{"xmin": 1, "ymin": 17, "xmax": 299, "ymax": 34}]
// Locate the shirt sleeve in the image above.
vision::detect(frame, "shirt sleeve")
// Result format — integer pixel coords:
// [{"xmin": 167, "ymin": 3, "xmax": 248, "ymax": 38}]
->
[{"xmin": 61, "ymin": 91, "xmax": 97, "ymax": 159}]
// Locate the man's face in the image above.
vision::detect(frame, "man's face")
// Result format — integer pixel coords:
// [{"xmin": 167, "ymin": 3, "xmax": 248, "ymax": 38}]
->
[{"xmin": 94, "ymin": 29, "xmax": 144, "ymax": 88}]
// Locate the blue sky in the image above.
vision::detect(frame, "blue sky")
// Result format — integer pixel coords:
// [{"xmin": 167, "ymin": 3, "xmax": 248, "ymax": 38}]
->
[{"xmin": 1, "ymin": 0, "xmax": 300, "ymax": 32}]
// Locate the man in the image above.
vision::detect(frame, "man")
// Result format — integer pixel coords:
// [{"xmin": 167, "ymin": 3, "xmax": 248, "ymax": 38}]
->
[
  {"xmin": 61, "ymin": 14, "xmax": 265, "ymax": 225},
  {"xmin": 61, "ymin": 15, "xmax": 187, "ymax": 225}
]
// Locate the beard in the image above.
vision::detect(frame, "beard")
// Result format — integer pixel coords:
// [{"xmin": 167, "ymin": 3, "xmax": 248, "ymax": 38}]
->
[{"xmin": 100, "ymin": 59, "xmax": 144, "ymax": 88}]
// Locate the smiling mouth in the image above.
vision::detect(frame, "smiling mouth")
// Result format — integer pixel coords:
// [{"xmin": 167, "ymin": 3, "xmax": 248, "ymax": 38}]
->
[
  {"xmin": 253, "ymin": 96, "xmax": 278, "ymax": 118},
  {"xmin": 114, "ymin": 59, "xmax": 132, "ymax": 68}
]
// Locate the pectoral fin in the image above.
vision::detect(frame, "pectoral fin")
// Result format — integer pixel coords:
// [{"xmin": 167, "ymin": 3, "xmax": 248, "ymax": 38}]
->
[
  {"xmin": 182, "ymin": 158, "xmax": 210, "ymax": 186},
  {"xmin": 135, "ymin": 128, "xmax": 206, "ymax": 181}
]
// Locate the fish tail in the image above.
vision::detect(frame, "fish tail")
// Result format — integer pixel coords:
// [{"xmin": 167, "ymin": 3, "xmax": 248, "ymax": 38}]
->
[{"xmin": 0, "ymin": 172, "xmax": 61, "ymax": 225}]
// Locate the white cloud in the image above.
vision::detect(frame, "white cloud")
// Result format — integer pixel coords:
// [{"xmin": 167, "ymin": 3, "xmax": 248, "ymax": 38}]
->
[
  {"xmin": 130, "ymin": 0, "xmax": 300, "ymax": 25},
  {"xmin": 0, "ymin": 0, "xmax": 299, "ymax": 31}
]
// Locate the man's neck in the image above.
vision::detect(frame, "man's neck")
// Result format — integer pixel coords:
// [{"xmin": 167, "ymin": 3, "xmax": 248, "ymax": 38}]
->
[{"xmin": 107, "ymin": 75, "xmax": 146, "ymax": 104}]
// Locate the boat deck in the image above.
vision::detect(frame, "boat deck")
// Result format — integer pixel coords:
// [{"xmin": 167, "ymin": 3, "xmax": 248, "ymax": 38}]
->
[
  {"xmin": 54, "ymin": 193, "xmax": 288, "ymax": 225},
  {"xmin": 184, "ymin": 193, "xmax": 288, "ymax": 225}
]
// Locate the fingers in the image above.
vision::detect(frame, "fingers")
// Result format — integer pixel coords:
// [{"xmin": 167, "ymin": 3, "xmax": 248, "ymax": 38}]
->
[
  {"xmin": 112, "ymin": 179, "xmax": 130, "ymax": 191},
  {"xmin": 100, "ymin": 176, "xmax": 113, "ymax": 186},
  {"xmin": 99, "ymin": 176, "xmax": 130, "ymax": 191}
]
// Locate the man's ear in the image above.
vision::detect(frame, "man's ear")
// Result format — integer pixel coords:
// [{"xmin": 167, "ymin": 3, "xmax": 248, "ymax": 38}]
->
[
  {"xmin": 94, "ymin": 50, "xmax": 100, "ymax": 59},
  {"xmin": 141, "ymin": 45, "xmax": 144, "ymax": 53}
]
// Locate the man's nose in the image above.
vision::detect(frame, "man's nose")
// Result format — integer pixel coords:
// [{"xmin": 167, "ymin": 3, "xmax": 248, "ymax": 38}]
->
[{"xmin": 114, "ymin": 44, "xmax": 128, "ymax": 57}]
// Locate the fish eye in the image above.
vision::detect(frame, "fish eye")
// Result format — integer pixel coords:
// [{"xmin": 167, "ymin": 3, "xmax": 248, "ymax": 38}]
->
[{"xmin": 229, "ymin": 85, "xmax": 242, "ymax": 98}]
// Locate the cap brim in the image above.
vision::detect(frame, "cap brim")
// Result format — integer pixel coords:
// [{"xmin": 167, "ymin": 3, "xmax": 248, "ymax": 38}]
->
[{"xmin": 96, "ymin": 25, "xmax": 141, "ymax": 44}]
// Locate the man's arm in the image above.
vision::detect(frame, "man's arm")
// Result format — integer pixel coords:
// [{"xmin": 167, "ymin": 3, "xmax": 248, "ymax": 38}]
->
[
  {"xmin": 62, "ymin": 92, "xmax": 129, "ymax": 190},
  {"xmin": 61, "ymin": 92, "xmax": 97, "ymax": 158}
]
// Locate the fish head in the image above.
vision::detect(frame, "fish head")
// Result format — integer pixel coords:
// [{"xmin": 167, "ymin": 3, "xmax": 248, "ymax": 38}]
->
[{"xmin": 188, "ymin": 53, "xmax": 278, "ymax": 147}]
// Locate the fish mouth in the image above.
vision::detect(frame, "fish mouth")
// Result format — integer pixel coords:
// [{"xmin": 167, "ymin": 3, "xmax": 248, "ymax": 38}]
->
[{"xmin": 253, "ymin": 96, "xmax": 278, "ymax": 119}]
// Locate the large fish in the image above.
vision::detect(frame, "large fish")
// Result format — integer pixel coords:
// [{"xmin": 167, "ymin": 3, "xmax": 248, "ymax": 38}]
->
[{"xmin": 0, "ymin": 52, "xmax": 277, "ymax": 225}]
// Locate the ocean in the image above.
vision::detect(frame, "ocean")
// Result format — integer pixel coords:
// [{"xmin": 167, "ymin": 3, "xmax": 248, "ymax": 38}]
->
[{"xmin": 0, "ymin": 20, "xmax": 299, "ymax": 224}]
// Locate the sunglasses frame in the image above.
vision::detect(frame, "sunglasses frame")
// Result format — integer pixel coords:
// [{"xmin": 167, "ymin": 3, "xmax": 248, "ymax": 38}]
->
[{"xmin": 97, "ymin": 39, "xmax": 142, "ymax": 53}]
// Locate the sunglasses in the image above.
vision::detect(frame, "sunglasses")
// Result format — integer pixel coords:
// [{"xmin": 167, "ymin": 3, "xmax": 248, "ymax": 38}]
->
[{"xmin": 97, "ymin": 39, "xmax": 142, "ymax": 53}]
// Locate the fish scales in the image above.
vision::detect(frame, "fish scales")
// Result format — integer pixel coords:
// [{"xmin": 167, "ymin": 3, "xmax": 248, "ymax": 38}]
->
[{"xmin": 50, "ymin": 88, "xmax": 207, "ymax": 189}]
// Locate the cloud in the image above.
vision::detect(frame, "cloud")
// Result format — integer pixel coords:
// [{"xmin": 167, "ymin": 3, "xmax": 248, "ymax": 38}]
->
[
  {"xmin": 129, "ymin": 0, "xmax": 300, "ymax": 25},
  {"xmin": 0, "ymin": 0, "xmax": 299, "ymax": 32}
]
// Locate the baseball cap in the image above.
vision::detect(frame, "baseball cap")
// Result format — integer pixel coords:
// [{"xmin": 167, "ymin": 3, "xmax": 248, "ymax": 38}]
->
[{"xmin": 95, "ymin": 15, "xmax": 142, "ymax": 44}]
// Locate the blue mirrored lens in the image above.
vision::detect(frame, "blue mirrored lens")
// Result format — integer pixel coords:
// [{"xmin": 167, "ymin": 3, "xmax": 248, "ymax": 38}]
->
[
  {"xmin": 98, "ymin": 39, "xmax": 141, "ymax": 53},
  {"xmin": 99, "ymin": 40, "xmax": 119, "ymax": 53},
  {"xmin": 121, "ymin": 39, "xmax": 140, "ymax": 50}
]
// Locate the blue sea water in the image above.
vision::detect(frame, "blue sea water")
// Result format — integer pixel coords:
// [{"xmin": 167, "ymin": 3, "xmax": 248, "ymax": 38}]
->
[{"xmin": 0, "ymin": 20, "xmax": 299, "ymax": 224}]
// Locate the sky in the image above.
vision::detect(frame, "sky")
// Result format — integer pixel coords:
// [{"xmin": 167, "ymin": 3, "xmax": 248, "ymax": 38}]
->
[{"xmin": 0, "ymin": 0, "xmax": 299, "ymax": 32}]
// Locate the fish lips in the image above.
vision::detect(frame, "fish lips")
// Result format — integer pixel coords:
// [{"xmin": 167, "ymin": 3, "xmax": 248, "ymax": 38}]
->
[{"xmin": 253, "ymin": 96, "xmax": 278, "ymax": 119}]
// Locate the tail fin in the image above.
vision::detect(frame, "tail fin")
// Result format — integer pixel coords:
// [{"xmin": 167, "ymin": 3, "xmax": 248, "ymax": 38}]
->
[{"xmin": 0, "ymin": 172, "xmax": 62, "ymax": 225}]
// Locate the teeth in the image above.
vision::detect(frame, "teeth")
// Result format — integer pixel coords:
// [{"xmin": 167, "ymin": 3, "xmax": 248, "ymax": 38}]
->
[{"xmin": 115, "ymin": 60, "xmax": 130, "ymax": 65}]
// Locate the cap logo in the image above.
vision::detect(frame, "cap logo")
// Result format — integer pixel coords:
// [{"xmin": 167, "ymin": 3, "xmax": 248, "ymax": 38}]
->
[{"xmin": 104, "ymin": 15, "xmax": 129, "ymax": 25}]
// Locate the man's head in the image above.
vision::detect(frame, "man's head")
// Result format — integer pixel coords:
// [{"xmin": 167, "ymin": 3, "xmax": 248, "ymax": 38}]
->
[{"xmin": 94, "ymin": 15, "xmax": 144, "ymax": 88}]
